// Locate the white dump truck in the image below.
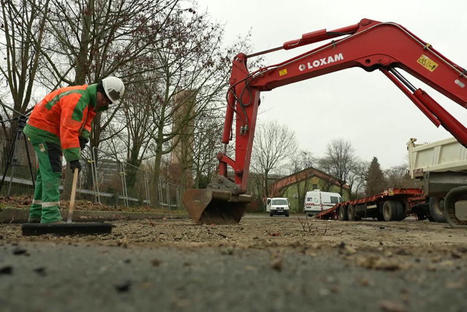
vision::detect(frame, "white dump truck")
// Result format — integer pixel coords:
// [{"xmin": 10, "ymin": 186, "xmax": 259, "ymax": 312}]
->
[{"xmin": 407, "ymin": 138, "xmax": 467, "ymax": 227}]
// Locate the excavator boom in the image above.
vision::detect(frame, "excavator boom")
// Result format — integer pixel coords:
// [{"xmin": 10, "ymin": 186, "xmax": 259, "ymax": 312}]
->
[{"xmin": 183, "ymin": 18, "xmax": 466, "ymax": 224}]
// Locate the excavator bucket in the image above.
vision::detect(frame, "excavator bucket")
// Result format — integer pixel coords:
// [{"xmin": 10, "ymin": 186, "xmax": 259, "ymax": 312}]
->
[{"xmin": 183, "ymin": 189, "xmax": 251, "ymax": 224}]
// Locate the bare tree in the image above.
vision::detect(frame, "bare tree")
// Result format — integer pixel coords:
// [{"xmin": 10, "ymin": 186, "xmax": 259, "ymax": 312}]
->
[
  {"xmin": 190, "ymin": 110, "xmax": 224, "ymax": 188},
  {"xmin": 289, "ymin": 150, "xmax": 315, "ymax": 173},
  {"xmin": 123, "ymin": 6, "xmax": 237, "ymax": 207},
  {"xmin": 38, "ymin": 0, "xmax": 180, "ymax": 84},
  {"xmin": 251, "ymin": 121, "xmax": 297, "ymax": 198},
  {"xmin": 0, "ymin": 0, "xmax": 49, "ymax": 157},
  {"xmin": 318, "ymin": 139, "xmax": 356, "ymax": 196},
  {"xmin": 348, "ymin": 160, "xmax": 369, "ymax": 198},
  {"xmin": 37, "ymin": 0, "xmax": 183, "ymax": 150},
  {"xmin": 112, "ymin": 68, "xmax": 160, "ymax": 189},
  {"xmin": 35, "ymin": 0, "xmax": 182, "ymax": 198},
  {"xmin": 385, "ymin": 164, "xmax": 419, "ymax": 188}
]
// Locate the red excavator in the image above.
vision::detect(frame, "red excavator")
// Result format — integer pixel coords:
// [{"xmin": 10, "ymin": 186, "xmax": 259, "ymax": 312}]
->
[{"xmin": 183, "ymin": 18, "xmax": 467, "ymax": 224}]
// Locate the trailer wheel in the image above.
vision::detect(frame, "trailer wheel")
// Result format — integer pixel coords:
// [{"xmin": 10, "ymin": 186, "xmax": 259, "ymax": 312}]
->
[
  {"xmin": 429, "ymin": 197, "xmax": 446, "ymax": 223},
  {"xmin": 383, "ymin": 200, "xmax": 403, "ymax": 221},
  {"xmin": 444, "ymin": 186, "xmax": 467, "ymax": 227},
  {"xmin": 338, "ymin": 206, "xmax": 348, "ymax": 221}
]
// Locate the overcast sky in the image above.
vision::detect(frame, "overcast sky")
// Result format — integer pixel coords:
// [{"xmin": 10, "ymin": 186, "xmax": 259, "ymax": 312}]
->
[{"xmin": 197, "ymin": 0, "xmax": 467, "ymax": 169}]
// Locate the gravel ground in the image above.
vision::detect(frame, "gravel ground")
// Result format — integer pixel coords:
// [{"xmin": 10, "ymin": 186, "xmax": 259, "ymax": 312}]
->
[{"xmin": 1, "ymin": 214, "xmax": 466, "ymax": 311}]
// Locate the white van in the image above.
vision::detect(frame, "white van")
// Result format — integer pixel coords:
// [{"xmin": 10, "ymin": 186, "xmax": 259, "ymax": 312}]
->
[
  {"xmin": 266, "ymin": 197, "xmax": 290, "ymax": 217},
  {"xmin": 304, "ymin": 190, "xmax": 342, "ymax": 216}
]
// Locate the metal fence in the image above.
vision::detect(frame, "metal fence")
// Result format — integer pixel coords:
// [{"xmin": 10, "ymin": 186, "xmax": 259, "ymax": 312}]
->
[
  {"xmin": 83, "ymin": 147, "xmax": 182, "ymax": 209},
  {"xmin": 0, "ymin": 117, "xmax": 37, "ymax": 196},
  {"xmin": 0, "ymin": 121, "xmax": 182, "ymax": 209}
]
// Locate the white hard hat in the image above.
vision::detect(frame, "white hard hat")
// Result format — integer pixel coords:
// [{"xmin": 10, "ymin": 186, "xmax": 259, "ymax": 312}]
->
[{"xmin": 102, "ymin": 76, "xmax": 125, "ymax": 105}]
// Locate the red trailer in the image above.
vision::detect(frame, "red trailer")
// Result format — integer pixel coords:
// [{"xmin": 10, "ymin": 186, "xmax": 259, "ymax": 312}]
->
[{"xmin": 316, "ymin": 188, "xmax": 425, "ymax": 221}]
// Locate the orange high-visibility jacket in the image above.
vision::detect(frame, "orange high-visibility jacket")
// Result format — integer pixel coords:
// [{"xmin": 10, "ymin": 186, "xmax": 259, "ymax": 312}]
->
[{"xmin": 23, "ymin": 84, "xmax": 100, "ymax": 162}]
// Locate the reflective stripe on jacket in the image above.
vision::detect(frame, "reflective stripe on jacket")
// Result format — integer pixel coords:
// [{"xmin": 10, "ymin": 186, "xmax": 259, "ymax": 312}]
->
[{"xmin": 24, "ymin": 84, "xmax": 98, "ymax": 162}]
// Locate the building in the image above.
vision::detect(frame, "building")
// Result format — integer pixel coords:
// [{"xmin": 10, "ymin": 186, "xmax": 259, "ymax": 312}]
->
[{"xmin": 169, "ymin": 90, "xmax": 196, "ymax": 188}]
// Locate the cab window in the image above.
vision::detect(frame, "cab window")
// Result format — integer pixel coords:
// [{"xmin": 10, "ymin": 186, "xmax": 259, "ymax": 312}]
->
[{"xmin": 330, "ymin": 196, "xmax": 340, "ymax": 204}]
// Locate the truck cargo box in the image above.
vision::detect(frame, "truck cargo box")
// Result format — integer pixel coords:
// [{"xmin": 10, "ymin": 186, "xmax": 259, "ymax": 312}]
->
[{"xmin": 408, "ymin": 138, "xmax": 467, "ymax": 178}]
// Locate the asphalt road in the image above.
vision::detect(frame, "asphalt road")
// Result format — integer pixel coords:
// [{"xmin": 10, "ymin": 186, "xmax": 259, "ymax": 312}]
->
[{"xmin": 1, "ymin": 240, "xmax": 466, "ymax": 312}]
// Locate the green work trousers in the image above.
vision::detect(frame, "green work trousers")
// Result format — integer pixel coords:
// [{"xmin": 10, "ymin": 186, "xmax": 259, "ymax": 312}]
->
[{"xmin": 28, "ymin": 139, "xmax": 63, "ymax": 223}]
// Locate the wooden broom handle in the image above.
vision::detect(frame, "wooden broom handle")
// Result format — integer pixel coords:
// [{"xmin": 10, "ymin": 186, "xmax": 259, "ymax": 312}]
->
[{"xmin": 67, "ymin": 168, "xmax": 79, "ymax": 223}]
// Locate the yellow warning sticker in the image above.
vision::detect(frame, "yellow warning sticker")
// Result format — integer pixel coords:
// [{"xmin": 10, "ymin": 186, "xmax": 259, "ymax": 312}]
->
[
  {"xmin": 279, "ymin": 68, "xmax": 288, "ymax": 76},
  {"xmin": 417, "ymin": 54, "xmax": 438, "ymax": 72}
]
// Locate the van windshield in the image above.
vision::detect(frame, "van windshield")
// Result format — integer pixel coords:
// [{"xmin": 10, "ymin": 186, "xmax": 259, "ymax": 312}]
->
[{"xmin": 272, "ymin": 199, "xmax": 288, "ymax": 205}]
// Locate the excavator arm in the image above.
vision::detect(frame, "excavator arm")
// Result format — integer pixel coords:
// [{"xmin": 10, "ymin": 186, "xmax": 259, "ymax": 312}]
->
[
  {"xmin": 221, "ymin": 18, "xmax": 466, "ymax": 191},
  {"xmin": 183, "ymin": 18, "xmax": 467, "ymax": 224}
]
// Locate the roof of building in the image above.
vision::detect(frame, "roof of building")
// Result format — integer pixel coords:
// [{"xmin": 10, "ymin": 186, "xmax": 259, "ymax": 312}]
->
[{"xmin": 270, "ymin": 166, "xmax": 350, "ymax": 196}]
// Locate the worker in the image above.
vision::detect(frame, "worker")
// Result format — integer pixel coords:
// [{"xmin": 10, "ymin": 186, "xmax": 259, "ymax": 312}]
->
[{"xmin": 23, "ymin": 77, "xmax": 125, "ymax": 224}]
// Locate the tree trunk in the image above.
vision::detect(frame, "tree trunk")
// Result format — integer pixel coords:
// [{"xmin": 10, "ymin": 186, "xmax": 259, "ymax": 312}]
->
[
  {"xmin": 264, "ymin": 170, "xmax": 269, "ymax": 198},
  {"xmin": 150, "ymin": 145, "xmax": 163, "ymax": 208},
  {"xmin": 126, "ymin": 145, "xmax": 142, "ymax": 190},
  {"xmin": 62, "ymin": 0, "xmax": 92, "ymax": 201}
]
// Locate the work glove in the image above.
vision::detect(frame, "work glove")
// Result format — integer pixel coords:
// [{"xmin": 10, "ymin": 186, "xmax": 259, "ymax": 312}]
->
[
  {"xmin": 69, "ymin": 160, "xmax": 82, "ymax": 173},
  {"xmin": 79, "ymin": 136, "xmax": 89, "ymax": 150}
]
